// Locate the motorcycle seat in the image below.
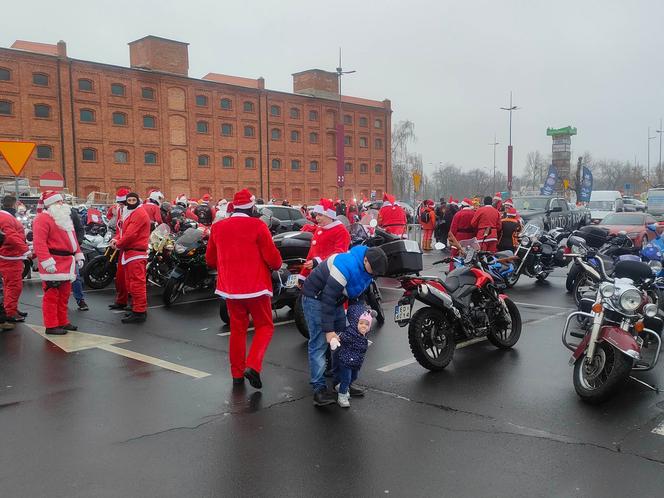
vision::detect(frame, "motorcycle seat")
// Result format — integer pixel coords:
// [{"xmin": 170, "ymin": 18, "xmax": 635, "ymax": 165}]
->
[{"xmin": 495, "ymin": 250, "xmax": 513, "ymax": 259}]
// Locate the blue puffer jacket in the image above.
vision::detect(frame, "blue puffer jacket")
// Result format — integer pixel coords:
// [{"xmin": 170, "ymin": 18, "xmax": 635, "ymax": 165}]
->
[
  {"xmin": 302, "ymin": 246, "xmax": 373, "ymax": 332},
  {"xmin": 338, "ymin": 303, "xmax": 370, "ymax": 369}
]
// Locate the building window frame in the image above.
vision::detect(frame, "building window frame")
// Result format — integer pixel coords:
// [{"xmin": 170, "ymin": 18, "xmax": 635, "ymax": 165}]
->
[
  {"xmin": 309, "ymin": 132, "xmax": 318, "ymax": 144},
  {"xmin": 112, "ymin": 111, "xmax": 128, "ymax": 126},
  {"xmin": 344, "ymin": 162, "xmax": 352, "ymax": 173},
  {"xmin": 290, "ymin": 107, "xmax": 300, "ymax": 119},
  {"xmin": 195, "ymin": 94, "xmax": 208, "ymax": 107},
  {"xmin": 270, "ymin": 105, "xmax": 281, "ymax": 117},
  {"xmin": 143, "ymin": 115, "xmax": 156, "ymax": 129},
  {"xmin": 222, "ymin": 156, "xmax": 234, "ymax": 168},
  {"xmin": 309, "ymin": 161, "xmax": 319, "ymax": 172},
  {"xmin": 375, "ymin": 138, "xmax": 383, "ymax": 149},
  {"xmin": 291, "ymin": 159, "xmax": 301, "ymax": 170},
  {"xmin": 375, "ymin": 163, "xmax": 383, "ymax": 174},
  {"xmin": 141, "ymin": 87, "xmax": 155, "ymax": 100},
  {"xmin": 344, "ymin": 135, "xmax": 352, "ymax": 146},
  {"xmin": 36, "ymin": 145, "xmax": 53, "ymax": 159},
  {"xmin": 360, "ymin": 163, "xmax": 368, "ymax": 174},
  {"xmin": 0, "ymin": 67, "xmax": 10, "ymax": 81},
  {"xmin": 144, "ymin": 151, "xmax": 158, "ymax": 165},
  {"xmin": 114, "ymin": 150, "xmax": 129, "ymax": 164},
  {"xmin": 32, "ymin": 72, "xmax": 49, "ymax": 86},
  {"xmin": 196, "ymin": 121, "xmax": 209, "ymax": 134},
  {"xmin": 79, "ymin": 108, "xmax": 95, "ymax": 123},
  {"xmin": 0, "ymin": 100, "xmax": 12, "ymax": 116},
  {"xmin": 344, "ymin": 114, "xmax": 352, "ymax": 125},
  {"xmin": 82, "ymin": 148, "xmax": 97, "ymax": 162},
  {"xmin": 244, "ymin": 157, "xmax": 256, "ymax": 169},
  {"xmin": 34, "ymin": 104, "xmax": 51, "ymax": 119},
  {"xmin": 359, "ymin": 116, "xmax": 368, "ymax": 127},
  {"xmin": 309, "ymin": 110, "xmax": 319, "ymax": 121},
  {"xmin": 220, "ymin": 98, "xmax": 232, "ymax": 110},
  {"xmin": 359, "ymin": 136, "xmax": 368, "ymax": 148},
  {"xmin": 78, "ymin": 78, "xmax": 93, "ymax": 92},
  {"xmin": 374, "ymin": 118, "xmax": 383, "ymax": 129},
  {"xmin": 110, "ymin": 83, "xmax": 126, "ymax": 97},
  {"xmin": 271, "ymin": 158, "xmax": 281, "ymax": 170},
  {"xmin": 221, "ymin": 123, "xmax": 233, "ymax": 136},
  {"xmin": 290, "ymin": 130, "xmax": 300, "ymax": 142},
  {"xmin": 244, "ymin": 125, "xmax": 255, "ymax": 138},
  {"xmin": 271, "ymin": 128, "xmax": 281, "ymax": 140},
  {"xmin": 198, "ymin": 154, "xmax": 210, "ymax": 167},
  {"xmin": 243, "ymin": 101, "xmax": 255, "ymax": 113}
]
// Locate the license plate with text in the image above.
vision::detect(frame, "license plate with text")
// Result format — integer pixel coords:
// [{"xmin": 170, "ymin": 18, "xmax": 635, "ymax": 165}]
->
[
  {"xmin": 285, "ymin": 274, "xmax": 299, "ymax": 288},
  {"xmin": 394, "ymin": 304, "xmax": 412, "ymax": 321}
]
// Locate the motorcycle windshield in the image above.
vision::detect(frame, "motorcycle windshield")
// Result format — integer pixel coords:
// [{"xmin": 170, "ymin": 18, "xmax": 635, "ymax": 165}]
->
[
  {"xmin": 350, "ymin": 223, "xmax": 369, "ymax": 241},
  {"xmin": 175, "ymin": 228, "xmax": 203, "ymax": 249},
  {"xmin": 522, "ymin": 223, "xmax": 542, "ymax": 239},
  {"xmin": 150, "ymin": 223, "xmax": 171, "ymax": 244}
]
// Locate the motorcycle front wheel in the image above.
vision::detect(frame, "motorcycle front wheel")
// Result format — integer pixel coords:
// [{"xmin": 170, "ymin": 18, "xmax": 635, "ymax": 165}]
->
[
  {"xmin": 573, "ymin": 274, "xmax": 596, "ymax": 306},
  {"xmin": 504, "ymin": 272, "xmax": 520, "ymax": 288},
  {"xmin": 573, "ymin": 342, "xmax": 633, "ymax": 404},
  {"xmin": 566, "ymin": 263, "xmax": 581, "ymax": 293},
  {"xmin": 83, "ymin": 256, "xmax": 116, "ymax": 289},
  {"xmin": 366, "ymin": 281, "xmax": 385, "ymax": 326},
  {"xmin": 293, "ymin": 294, "xmax": 309, "ymax": 339},
  {"xmin": 162, "ymin": 278, "xmax": 185, "ymax": 307},
  {"xmin": 407, "ymin": 307, "xmax": 455, "ymax": 371},
  {"xmin": 487, "ymin": 298, "xmax": 522, "ymax": 348}
]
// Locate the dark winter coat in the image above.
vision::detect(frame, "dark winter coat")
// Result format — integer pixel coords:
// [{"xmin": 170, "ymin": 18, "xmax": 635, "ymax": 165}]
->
[{"xmin": 338, "ymin": 303, "xmax": 370, "ymax": 369}]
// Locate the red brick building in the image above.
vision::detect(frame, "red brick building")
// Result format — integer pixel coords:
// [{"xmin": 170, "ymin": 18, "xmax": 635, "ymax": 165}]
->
[{"xmin": 0, "ymin": 36, "xmax": 392, "ymax": 203}]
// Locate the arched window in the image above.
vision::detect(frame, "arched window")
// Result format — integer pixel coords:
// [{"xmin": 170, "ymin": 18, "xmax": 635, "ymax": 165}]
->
[
  {"xmin": 375, "ymin": 163, "xmax": 383, "ymax": 174},
  {"xmin": 110, "ymin": 83, "xmax": 126, "ymax": 96},
  {"xmin": 291, "ymin": 160, "xmax": 301, "ymax": 170},
  {"xmin": 359, "ymin": 137, "xmax": 368, "ymax": 148},
  {"xmin": 271, "ymin": 159, "xmax": 281, "ymax": 170},
  {"xmin": 220, "ymin": 98, "xmax": 232, "ymax": 110},
  {"xmin": 36, "ymin": 145, "xmax": 53, "ymax": 159},
  {"xmin": 360, "ymin": 163, "xmax": 368, "ymax": 174},
  {"xmin": 344, "ymin": 162, "xmax": 352, "ymax": 172},
  {"xmin": 359, "ymin": 116, "xmax": 368, "ymax": 127},
  {"xmin": 143, "ymin": 115, "xmax": 156, "ymax": 128},
  {"xmin": 144, "ymin": 152, "xmax": 158, "ymax": 164},
  {"xmin": 78, "ymin": 79, "xmax": 93, "ymax": 91},
  {"xmin": 270, "ymin": 105, "xmax": 281, "ymax": 116},
  {"xmin": 141, "ymin": 87, "xmax": 155, "ymax": 100},
  {"xmin": 344, "ymin": 135, "xmax": 352, "ymax": 146},
  {"xmin": 374, "ymin": 118, "xmax": 383, "ymax": 129},
  {"xmin": 309, "ymin": 161, "xmax": 319, "ymax": 172},
  {"xmin": 196, "ymin": 121, "xmax": 209, "ymax": 133},
  {"xmin": 271, "ymin": 128, "xmax": 281, "ymax": 140},
  {"xmin": 0, "ymin": 68, "xmax": 10, "ymax": 81},
  {"xmin": 195, "ymin": 95, "xmax": 208, "ymax": 106},
  {"xmin": 344, "ymin": 114, "xmax": 352, "ymax": 125},
  {"xmin": 112, "ymin": 112, "xmax": 127, "ymax": 126},
  {"xmin": 309, "ymin": 110, "xmax": 319, "ymax": 121},
  {"xmin": 309, "ymin": 132, "xmax": 318, "ymax": 144},
  {"xmin": 82, "ymin": 148, "xmax": 97, "ymax": 162},
  {"xmin": 32, "ymin": 73, "xmax": 49, "ymax": 86},
  {"xmin": 222, "ymin": 156, "xmax": 234, "ymax": 168},
  {"xmin": 245, "ymin": 157, "xmax": 255, "ymax": 169},
  {"xmin": 80, "ymin": 109, "xmax": 95, "ymax": 122},
  {"xmin": 243, "ymin": 101, "xmax": 254, "ymax": 112},
  {"xmin": 375, "ymin": 138, "xmax": 383, "ymax": 149},
  {"xmin": 198, "ymin": 155, "xmax": 210, "ymax": 167},
  {"xmin": 244, "ymin": 126, "xmax": 255, "ymax": 137},
  {"xmin": 0, "ymin": 100, "xmax": 12, "ymax": 115},
  {"xmin": 290, "ymin": 130, "xmax": 300, "ymax": 142},
  {"xmin": 221, "ymin": 123, "xmax": 233, "ymax": 136},
  {"xmin": 290, "ymin": 107, "xmax": 300, "ymax": 119},
  {"xmin": 34, "ymin": 104, "xmax": 51, "ymax": 118},
  {"xmin": 114, "ymin": 150, "xmax": 129, "ymax": 164}
]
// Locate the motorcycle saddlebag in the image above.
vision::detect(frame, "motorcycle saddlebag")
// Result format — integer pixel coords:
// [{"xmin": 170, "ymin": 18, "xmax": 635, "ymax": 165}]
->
[
  {"xmin": 381, "ymin": 239, "xmax": 423, "ymax": 276},
  {"xmin": 272, "ymin": 231, "xmax": 312, "ymax": 260},
  {"xmin": 576, "ymin": 225, "xmax": 610, "ymax": 249}
]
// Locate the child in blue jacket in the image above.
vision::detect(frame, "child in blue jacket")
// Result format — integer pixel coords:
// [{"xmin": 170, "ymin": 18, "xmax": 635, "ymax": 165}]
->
[{"xmin": 332, "ymin": 302, "xmax": 372, "ymax": 408}]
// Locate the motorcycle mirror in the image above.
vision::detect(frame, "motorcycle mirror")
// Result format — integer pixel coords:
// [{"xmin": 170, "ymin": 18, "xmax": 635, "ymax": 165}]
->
[
  {"xmin": 434, "ymin": 242, "xmax": 446, "ymax": 250},
  {"xmin": 369, "ymin": 219, "xmax": 378, "ymax": 228}
]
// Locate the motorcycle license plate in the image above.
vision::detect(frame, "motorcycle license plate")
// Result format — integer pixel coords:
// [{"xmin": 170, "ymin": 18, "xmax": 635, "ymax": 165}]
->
[
  {"xmin": 285, "ymin": 274, "xmax": 299, "ymax": 288},
  {"xmin": 394, "ymin": 304, "xmax": 411, "ymax": 321}
]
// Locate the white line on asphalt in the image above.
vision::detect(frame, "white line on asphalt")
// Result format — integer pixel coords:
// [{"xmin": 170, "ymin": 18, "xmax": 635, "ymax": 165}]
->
[
  {"xmin": 652, "ymin": 420, "xmax": 664, "ymax": 436},
  {"xmin": 216, "ymin": 319, "xmax": 296, "ymax": 336},
  {"xmin": 514, "ymin": 302, "xmax": 573, "ymax": 310},
  {"xmin": 526, "ymin": 310, "xmax": 571, "ymax": 325},
  {"xmin": 96, "ymin": 344, "xmax": 211, "ymax": 379},
  {"xmin": 147, "ymin": 297, "xmax": 218, "ymax": 310},
  {"xmin": 377, "ymin": 337, "xmax": 488, "ymax": 372}
]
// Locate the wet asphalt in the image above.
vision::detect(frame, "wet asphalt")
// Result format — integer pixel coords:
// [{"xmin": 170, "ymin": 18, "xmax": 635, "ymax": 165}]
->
[{"xmin": 1, "ymin": 254, "xmax": 664, "ymax": 497}]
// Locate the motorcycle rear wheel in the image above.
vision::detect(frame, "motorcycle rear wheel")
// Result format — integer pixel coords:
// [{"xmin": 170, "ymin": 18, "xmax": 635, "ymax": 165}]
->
[
  {"xmin": 83, "ymin": 256, "xmax": 116, "ymax": 289},
  {"xmin": 163, "ymin": 278, "xmax": 185, "ymax": 307},
  {"xmin": 293, "ymin": 295, "xmax": 309, "ymax": 339},
  {"xmin": 573, "ymin": 342, "xmax": 633, "ymax": 404},
  {"xmin": 366, "ymin": 282, "xmax": 385, "ymax": 326},
  {"xmin": 407, "ymin": 307, "xmax": 455, "ymax": 371},
  {"xmin": 219, "ymin": 300, "xmax": 230, "ymax": 324},
  {"xmin": 487, "ymin": 298, "xmax": 522, "ymax": 348},
  {"xmin": 566, "ymin": 263, "xmax": 581, "ymax": 292}
]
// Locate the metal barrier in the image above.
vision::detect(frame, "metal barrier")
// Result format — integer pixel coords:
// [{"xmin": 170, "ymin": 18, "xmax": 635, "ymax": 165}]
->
[{"xmin": 406, "ymin": 224, "xmax": 422, "ymax": 244}]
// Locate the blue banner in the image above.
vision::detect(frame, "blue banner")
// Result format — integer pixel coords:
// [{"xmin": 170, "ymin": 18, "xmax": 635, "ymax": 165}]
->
[
  {"xmin": 540, "ymin": 165, "xmax": 557, "ymax": 196},
  {"xmin": 579, "ymin": 166, "xmax": 593, "ymax": 202}
]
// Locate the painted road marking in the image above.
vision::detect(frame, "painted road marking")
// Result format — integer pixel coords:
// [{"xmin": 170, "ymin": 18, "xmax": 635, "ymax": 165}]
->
[
  {"xmin": 526, "ymin": 310, "xmax": 573, "ymax": 325},
  {"xmin": 514, "ymin": 302, "xmax": 573, "ymax": 310},
  {"xmin": 377, "ymin": 337, "xmax": 488, "ymax": 372},
  {"xmin": 651, "ymin": 420, "xmax": 664, "ymax": 436},
  {"xmin": 148, "ymin": 297, "xmax": 218, "ymax": 310},
  {"xmin": 27, "ymin": 324, "xmax": 210, "ymax": 379},
  {"xmin": 217, "ymin": 319, "xmax": 295, "ymax": 336}
]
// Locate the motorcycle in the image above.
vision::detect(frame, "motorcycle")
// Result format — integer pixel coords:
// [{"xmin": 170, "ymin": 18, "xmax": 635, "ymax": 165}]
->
[
  {"xmin": 83, "ymin": 246, "xmax": 118, "ymax": 289},
  {"xmin": 505, "ymin": 224, "xmax": 569, "ymax": 286},
  {"xmin": 162, "ymin": 227, "xmax": 216, "ymax": 306},
  {"xmin": 146, "ymin": 223, "xmax": 175, "ymax": 287},
  {"xmin": 394, "ymin": 243, "xmax": 522, "ymax": 371},
  {"xmin": 562, "ymin": 254, "xmax": 663, "ymax": 403},
  {"xmin": 448, "ymin": 243, "xmax": 519, "ymax": 291}
]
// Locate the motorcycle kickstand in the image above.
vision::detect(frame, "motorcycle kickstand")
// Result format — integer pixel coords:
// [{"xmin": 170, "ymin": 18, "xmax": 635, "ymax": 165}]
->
[{"xmin": 629, "ymin": 375, "xmax": 660, "ymax": 393}]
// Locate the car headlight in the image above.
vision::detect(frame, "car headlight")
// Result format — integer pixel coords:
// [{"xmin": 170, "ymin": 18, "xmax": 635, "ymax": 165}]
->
[
  {"xmin": 643, "ymin": 303, "xmax": 658, "ymax": 318},
  {"xmin": 619, "ymin": 289, "xmax": 642, "ymax": 312},
  {"xmin": 649, "ymin": 260, "xmax": 663, "ymax": 274},
  {"xmin": 599, "ymin": 283, "xmax": 615, "ymax": 298},
  {"xmin": 174, "ymin": 243, "xmax": 186, "ymax": 254}
]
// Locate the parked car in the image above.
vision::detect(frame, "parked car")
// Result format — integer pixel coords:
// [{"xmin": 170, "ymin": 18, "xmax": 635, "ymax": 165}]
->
[
  {"xmin": 512, "ymin": 196, "xmax": 588, "ymax": 231},
  {"xmin": 623, "ymin": 197, "xmax": 646, "ymax": 212},
  {"xmin": 598, "ymin": 212, "xmax": 662, "ymax": 247},
  {"xmin": 256, "ymin": 205, "xmax": 313, "ymax": 233},
  {"xmin": 588, "ymin": 190, "xmax": 624, "ymax": 223}
]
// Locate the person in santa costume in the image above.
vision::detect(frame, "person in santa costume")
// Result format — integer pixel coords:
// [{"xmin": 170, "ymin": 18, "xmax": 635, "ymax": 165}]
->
[
  {"xmin": 448, "ymin": 198, "xmax": 476, "ymax": 270},
  {"xmin": 0, "ymin": 195, "xmax": 30, "ymax": 328},
  {"xmin": 143, "ymin": 189, "xmax": 164, "ymax": 227},
  {"xmin": 106, "ymin": 188, "xmax": 129, "ymax": 229},
  {"xmin": 185, "ymin": 200, "xmax": 199, "ymax": 222},
  {"xmin": 32, "ymin": 191, "xmax": 84, "ymax": 335},
  {"xmin": 492, "ymin": 192, "xmax": 503, "ymax": 212},
  {"xmin": 471, "ymin": 196, "xmax": 502, "ymax": 253},
  {"xmin": 110, "ymin": 192, "xmax": 151, "ymax": 323},
  {"xmin": 419, "ymin": 199, "xmax": 436, "ymax": 251},
  {"xmin": 299, "ymin": 199, "xmax": 351, "ymax": 281},
  {"xmin": 205, "ymin": 189, "xmax": 282, "ymax": 388},
  {"xmin": 193, "ymin": 194, "xmax": 216, "ymax": 226},
  {"xmin": 378, "ymin": 193, "xmax": 407, "ymax": 236}
]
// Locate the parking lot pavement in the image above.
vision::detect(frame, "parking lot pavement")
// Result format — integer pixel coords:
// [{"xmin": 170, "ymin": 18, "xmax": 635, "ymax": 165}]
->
[{"xmin": 2, "ymin": 262, "xmax": 664, "ymax": 496}]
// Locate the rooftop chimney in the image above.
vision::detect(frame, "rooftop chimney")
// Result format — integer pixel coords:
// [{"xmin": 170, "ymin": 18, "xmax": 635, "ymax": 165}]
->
[
  {"xmin": 292, "ymin": 69, "xmax": 338, "ymax": 100},
  {"xmin": 128, "ymin": 35, "xmax": 189, "ymax": 76},
  {"xmin": 56, "ymin": 40, "xmax": 67, "ymax": 58}
]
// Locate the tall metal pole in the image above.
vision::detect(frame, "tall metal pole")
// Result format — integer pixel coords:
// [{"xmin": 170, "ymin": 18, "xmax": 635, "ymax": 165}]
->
[
  {"xmin": 500, "ymin": 92, "xmax": 519, "ymax": 195},
  {"xmin": 489, "ymin": 135, "xmax": 499, "ymax": 193},
  {"xmin": 658, "ymin": 118, "xmax": 663, "ymax": 184},
  {"xmin": 648, "ymin": 126, "xmax": 656, "ymax": 183},
  {"xmin": 336, "ymin": 48, "xmax": 355, "ymax": 201}
]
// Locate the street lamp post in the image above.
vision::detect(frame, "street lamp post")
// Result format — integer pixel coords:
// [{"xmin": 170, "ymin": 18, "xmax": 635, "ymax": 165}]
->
[
  {"xmin": 648, "ymin": 126, "xmax": 656, "ymax": 184},
  {"xmin": 489, "ymin": 135, "xmax": 499, "ymax": 193},
  {"xmin": 336, "ymin": 48, "xmax": 355, "ymax": 200},
  {"xmin": 500, "ymin": 91, "xmax": 520, "ymax": 195},
  {"xmin": 657, "ymin": 118, "xmax": 664, "ymax": 185}
]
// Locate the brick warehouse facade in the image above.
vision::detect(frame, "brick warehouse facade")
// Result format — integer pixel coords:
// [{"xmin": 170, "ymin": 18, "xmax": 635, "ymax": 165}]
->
[{"xmin": 0, "ymin": 35, "xmax": 392, "ymax": 203}]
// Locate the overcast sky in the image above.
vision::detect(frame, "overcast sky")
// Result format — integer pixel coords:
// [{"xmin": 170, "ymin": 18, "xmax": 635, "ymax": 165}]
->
[{"xmin": 4, "ymin": 0, "xmax": 664, "ymax": 176}]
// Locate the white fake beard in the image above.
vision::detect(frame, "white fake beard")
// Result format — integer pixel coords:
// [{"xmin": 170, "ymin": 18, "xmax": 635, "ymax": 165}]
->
[{"xmin": 47, "ymin": 203, "xmax": 74, "ymax": 231}]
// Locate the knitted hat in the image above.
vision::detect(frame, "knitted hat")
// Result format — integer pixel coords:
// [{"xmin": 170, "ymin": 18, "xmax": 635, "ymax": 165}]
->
[
  {"xmin": 358, "ymin": 311, "xmax": 373, "ymax": 326},
  {"xmin": 312, "ymin": 198, "xmax": 336, "ymax": 219},
  {"xmin": 365, "ymin": 247, "xmax": 388, "ymax": 276},
  {"xmin": 116, "ymin": 188, "xmax": 130, "ymax": 203},
  {"xmin": 233, "ymin": 189, "xmax": 256, "ymax": 210},
  {"xmin": 42, "ymin": 190, "xmax": 63, "ymax": 208}
]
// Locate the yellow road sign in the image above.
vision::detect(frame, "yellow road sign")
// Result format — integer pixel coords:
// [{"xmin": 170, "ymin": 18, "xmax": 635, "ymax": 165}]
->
[
  {"xmin": 0, "ymin": 141, "xmax": 36, "ymax": 175},
  {"xmin": 413, "ymin": 172, "xmax": 422, "ymax": 192},
  {"xmin": 563, "ymin": 179, "xmax": 570, "ymax": 190}
]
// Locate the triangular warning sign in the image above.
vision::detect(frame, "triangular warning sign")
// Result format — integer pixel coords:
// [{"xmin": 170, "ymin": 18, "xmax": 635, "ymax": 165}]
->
[{"xmin": 0, "ymin": 141, "xmax": 36, "ymax": 175}]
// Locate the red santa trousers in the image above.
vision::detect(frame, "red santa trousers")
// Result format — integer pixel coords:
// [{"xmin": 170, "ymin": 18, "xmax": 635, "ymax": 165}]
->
[
  {"xmin": 422, "ymin": 229, "xmax": 434, "ymax": 245},
  {"xmin": 0, "ymin": 260, "xmax": 23, "ymax": 316},
  {"xmin": 226, "ymin": 295, "xmax": 274, "ymax": 378},
  {"xmin": 114, "ymin": 259, "xmax": 128, "ymax": 305},
  {"xmin": 124, "ymin": 259, "xmax": 147, "ymax": 313},
  {"xmin": 479, "ymin": 241, "xmax": 498, "ymax": 253},
  {"xmin": 42, "ymin": 281, "xmax": 72, "ymax": 328}
]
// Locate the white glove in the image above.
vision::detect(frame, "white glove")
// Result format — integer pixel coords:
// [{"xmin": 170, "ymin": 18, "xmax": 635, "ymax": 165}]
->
[
  {"xmin": 330, "ymin": 337, "xmax": 341, "ymax": 351},
  {"xmin": 77, "ymin": 259, "xmax": 85, "ymax": 269},
  {"xmin": 44, "ymin": 264, "xmax": 56, "ymax": 274}
]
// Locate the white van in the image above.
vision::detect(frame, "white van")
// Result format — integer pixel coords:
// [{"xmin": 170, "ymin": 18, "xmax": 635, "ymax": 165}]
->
[
  {"xmin": 647, "ymin": 187, "xmax": 664, "ymax": 216},
  {"xmin": 588, "ymin": 190, "xmax": 624, "ymax": 223}
]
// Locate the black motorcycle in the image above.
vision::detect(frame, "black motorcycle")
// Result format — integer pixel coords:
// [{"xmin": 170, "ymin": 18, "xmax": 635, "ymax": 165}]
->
[
  {"xmin": 162, "ymin": 228, "xmax": 215, "ymax": 306},
  {"xmin": 505, "ymin": 224, "xmax": 569, "ymax": 286},
  {"xmin": 83, "ymin": 246, "xmax": 118, "ymax": 289}
]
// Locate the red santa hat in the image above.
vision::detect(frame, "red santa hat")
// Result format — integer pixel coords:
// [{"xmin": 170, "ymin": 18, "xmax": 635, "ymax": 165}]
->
[
  {"xmin": 425, "ymin": 199, "xmax": 435, "ymax": 207},
  {"xmin": 460, "ymin": 197, "xmax": 472, "ymax": 207},
  {"xmin": 41, "ymin": 190, "xmax": 63, "ymax": 208},
  {"xmin": 200, "ymin": 193, "xmax": 211, "ymax": 203},
  {"xmin": 448, "ymin": 195, "xmax": 454, "ymax": 204},
  {"xmin": 226, "ymin": 202, "xmax": 234, "ymax": 213},
  {"xmin": 175, "ymin": 194, "xmax": 187, "ymax": 204},
  {"xmin": 36, "ymin": 197, "xmax": 44, "ymax": 213},
  {"xmin": 312, "ymin": 198, "xmax": 337, "ymax": 219},
  {"xmin": 383, "ymin": 193, "xmax": 396, "ymax": 205},
  {"xmin": 233, "ymin": 189, "xmax": 256, "ymax": 210},
  {"xmin": 116, "ymin": 188, "xmax": 130, "ymax": 203},
  {"xmin": 504, "ymin": 198, "xmax": 514, "ymax": 207},
  {"xmin": 493, "ymin": 192, "xmax": 502, "ymax": 201},
  {"xmin": 505, "ymin": 207, "xmax": 518, "ymax": 217}
]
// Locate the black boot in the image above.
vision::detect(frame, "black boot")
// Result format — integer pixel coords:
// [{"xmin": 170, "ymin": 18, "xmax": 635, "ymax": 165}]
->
[
  {"xmin": 109, "ymin": 303, "xmax": 128, "ymax": 310},
  {"xmin": 6, "ymin": 314, "xmax": 25, "ymax": 323},
  {"xmin": 121, "ymin": 312, "xmax": 146, "ymax": 324},
  {"xmin": 45, "ymin": 327, "xmax": 67, "ymax": 335},
  {"xmin": 62, "ymin": 323, "xmax": 78, "ymax": 331},
  {"xmin": 313, "ymin": 389, "xmax": 337, "ymax": 407},
  {"xmin": 17, "ymin": 310, "xmax": 28, "ymax": 317},
  {"xmin": 244, "ymin": 368, "xmax": 262, "ymax": 389}
]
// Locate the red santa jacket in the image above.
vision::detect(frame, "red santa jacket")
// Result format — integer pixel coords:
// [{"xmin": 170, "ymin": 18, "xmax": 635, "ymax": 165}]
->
[
  {"xmin": 33, "ymin": 211, "xmax": 83, "ymax": 281},
  {"xmin": 378, "ymin": 203, "xmax": 407, "ymax": 236},
  {"xmin": 142, "ymin": 201, "xmax": 163, "ymax": 225},
  {"xmin": 86, "ymin": 208, "xmax": 103, "ymax": 225},
  {"xmin": 205, "ymin": 213, "xmax": 282, "ymax": 299},
  {"xmin": 471, "ymin": 205, "xmax": 502, "ymax": 243},
  {"xmin": 299, "ymin": 220, "xmax": 351, "ymax": 280},
  {"xmin": 114, "ymin": 206, "xmax": 151, "ymax": 264},
  {"xmin": 0, "ymin": 210, "xmax": 29, "ymax": 260},
  {"xmin": 450, "ymin": 207, "xmax": 476, "ymax": 241},
  {"xmin": 185, "ymin": 206, "xmax": 199, "ymax": 221}
]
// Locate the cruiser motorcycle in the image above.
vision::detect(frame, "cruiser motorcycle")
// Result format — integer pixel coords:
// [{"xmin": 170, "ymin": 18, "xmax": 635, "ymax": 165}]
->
[{"xmin": 505, "ymin": 224, "xmax": 568, "ymax": 286}]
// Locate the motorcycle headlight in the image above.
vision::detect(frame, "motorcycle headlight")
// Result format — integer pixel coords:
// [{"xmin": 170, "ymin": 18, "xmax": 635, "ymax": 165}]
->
[
  {"xmin": 619, "ymin": 289, "xmax": 642, "ymax": 312},
  {"xmin": 649, "ymin": 260, "xmax": 662, "ymax": 274},
  {"xmin": 174, "ymin": 243, "xmax": 186, "ymax": 254},
  {"xmin": 643, "ymin": 303, "xmax": 658, "ymax": 318},
  {"xmin": 599, "ymin": 283, "xmax": 615, "ymax": 298},
  {"xmin": 521, "ymin": 236, "xmax": 530, "ymax": 246}
]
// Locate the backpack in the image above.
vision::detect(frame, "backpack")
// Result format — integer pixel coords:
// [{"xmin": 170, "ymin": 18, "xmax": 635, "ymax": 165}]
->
[
  {"xmin": 195, "ymin": 204, "xmax": 213, "ymax": 224},
  {"xmin": 420, "ymin": 210, "xmax": 430, "ymax": 224}
]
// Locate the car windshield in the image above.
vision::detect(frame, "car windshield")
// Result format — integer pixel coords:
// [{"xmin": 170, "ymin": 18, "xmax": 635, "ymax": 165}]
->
[
  {"xmin": 588, "ymin": 200, "xmax": 615, "ymax": 210},
  {"xmin": 513, "ymin": 197, "xmax": 549, "ymax": 211},
  {"xmin": 600, "ymin": 213, "xmax": 644, "ymax": 225}
]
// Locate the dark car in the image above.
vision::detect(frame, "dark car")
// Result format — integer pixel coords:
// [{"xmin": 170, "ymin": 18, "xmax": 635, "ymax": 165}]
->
[
  {"xmin": 257, "ymin": 205, "xmax": 312, "ymax": 233},
  {"xmin": 513, "ymin": 196, "xmax": 588, "ymax": 231}
]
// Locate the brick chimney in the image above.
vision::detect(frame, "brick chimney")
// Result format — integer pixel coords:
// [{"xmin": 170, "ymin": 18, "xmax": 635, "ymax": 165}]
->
[
  {"xmin": 128, "ymin": 35, "xmax": 189, "ymax": 76},
  {"xmin": 292, "ymin": 69, "xmax": 338, "ymax": 100},
  {"xmin": 56, "ymin": 40, "xmax": 67, "ymax": 58}
]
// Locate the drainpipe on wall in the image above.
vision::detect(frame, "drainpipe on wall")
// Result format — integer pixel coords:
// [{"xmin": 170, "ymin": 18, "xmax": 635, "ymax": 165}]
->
[
  {"xmin": 55, "ymin": 57, "xmax": 67, "ymax": 182},
  {"xmin": 66, "ymin": 56, "xmax": 79, "ymax": 197}
]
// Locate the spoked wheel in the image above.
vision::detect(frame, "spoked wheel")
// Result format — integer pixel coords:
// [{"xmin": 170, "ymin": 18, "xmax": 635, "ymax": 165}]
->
[
  {"xmin": 487, "ymin": 298, "xmax": 522, "ymax": 348},
  {"xmin": 162, "ymin": 278, "xmax": 185, "ymax": 307},
  {"xmin": 573, "ymin": 274, "xmax": 596, "ymax": 306},
  {"xmin": 407, "ymin": 307, "xmax": 455, "ymax": 371},
  {"xmin": 573, "ymin": 342, "xmax": 633, "ymax": 404}
]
